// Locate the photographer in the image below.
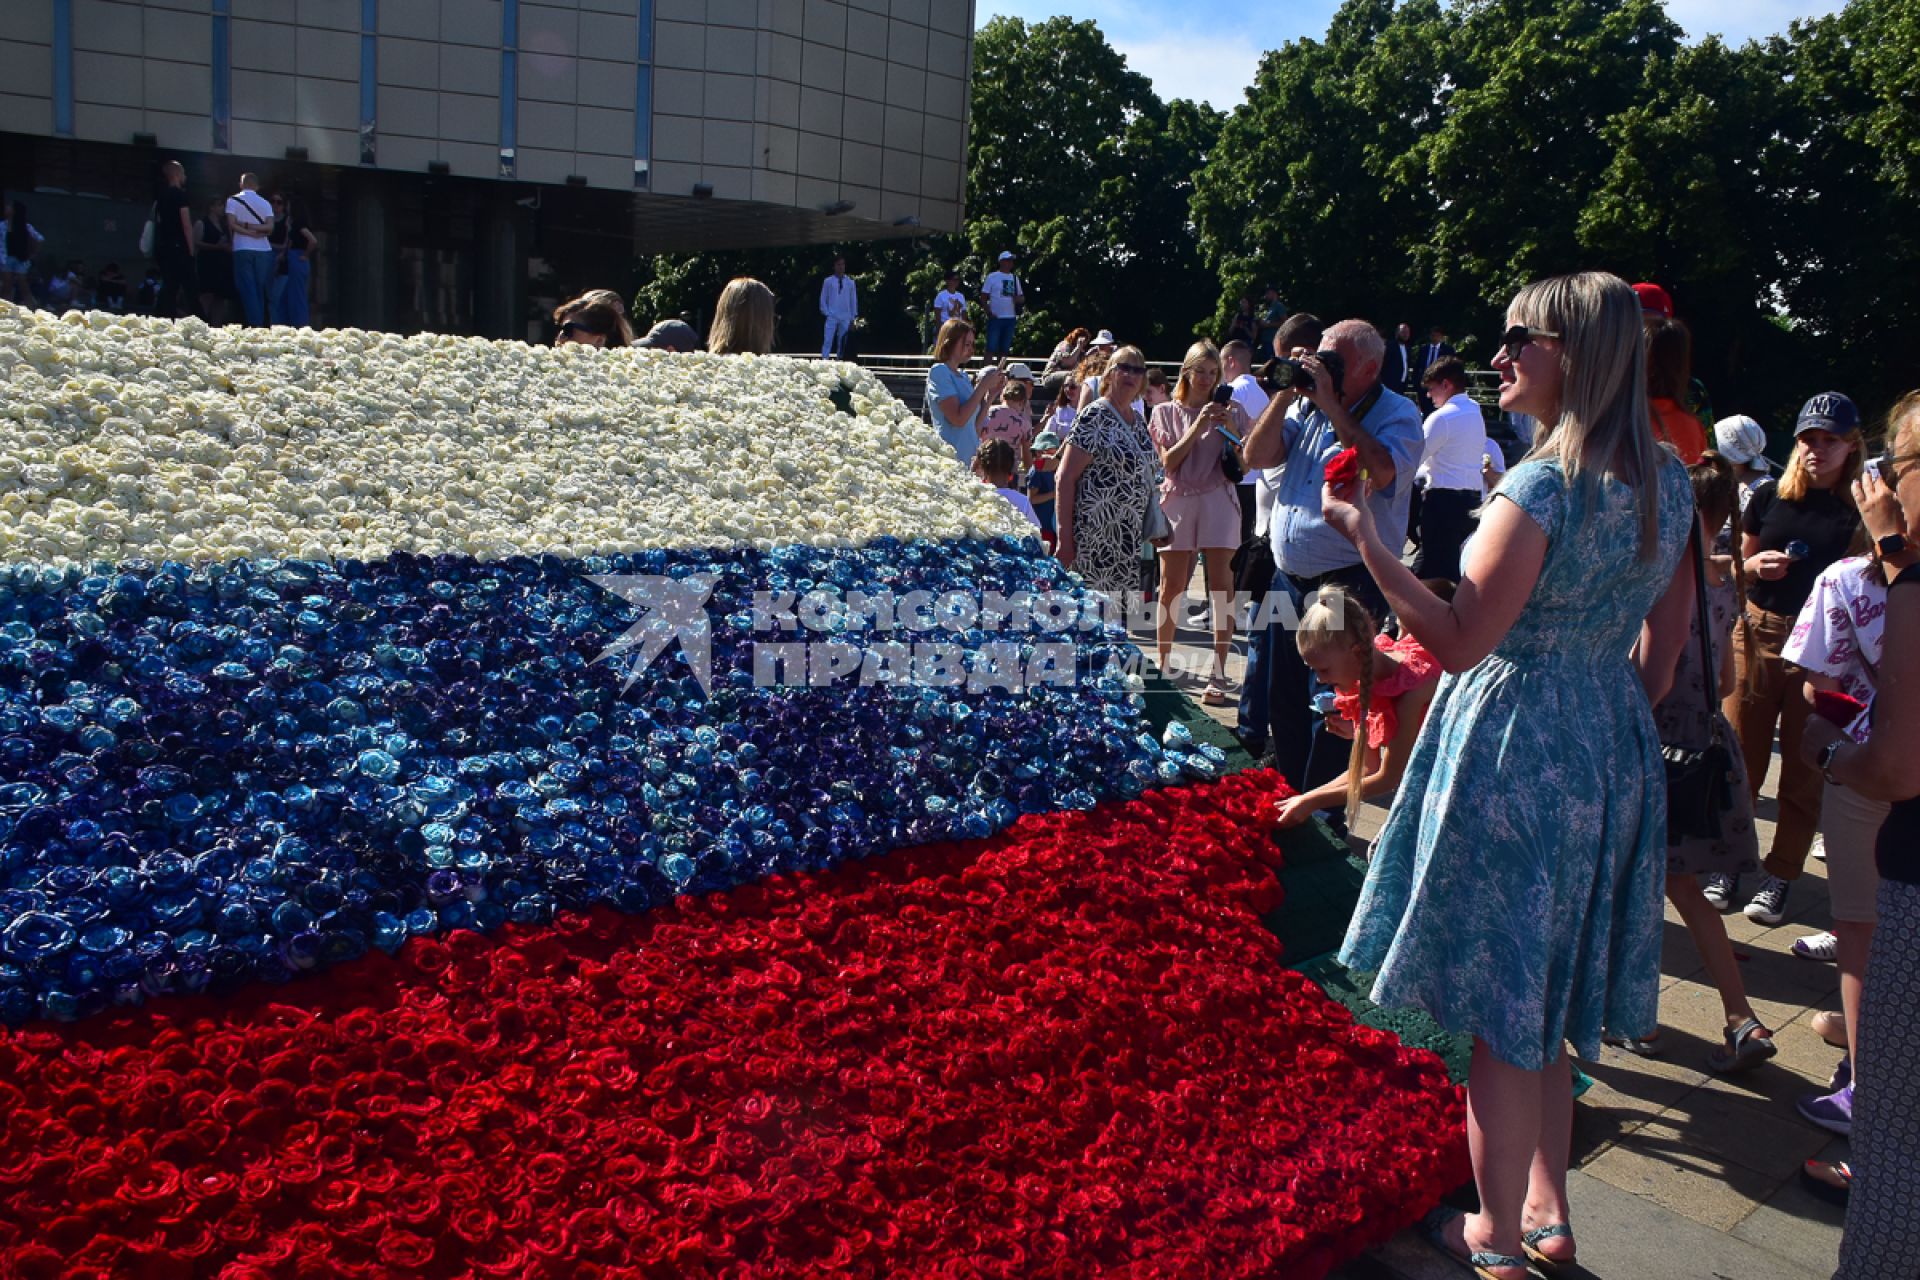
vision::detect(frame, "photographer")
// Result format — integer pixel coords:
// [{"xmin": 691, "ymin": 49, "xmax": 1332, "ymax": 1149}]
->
[{"xmin": 1238, "ymin": 319, "xmax": 1424, "ymax": 809}]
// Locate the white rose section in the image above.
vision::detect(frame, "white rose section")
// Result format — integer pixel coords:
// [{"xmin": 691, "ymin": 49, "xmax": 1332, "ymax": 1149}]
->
[{"xmin": 0, "ymin": 304, "xmax": 1236, "ymax": 1022}]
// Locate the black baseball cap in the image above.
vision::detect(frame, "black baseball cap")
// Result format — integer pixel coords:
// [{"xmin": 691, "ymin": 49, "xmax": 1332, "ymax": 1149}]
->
[{"xmin": 1795, "ymin": 392, "xmax": 1859, "ymax": 435}]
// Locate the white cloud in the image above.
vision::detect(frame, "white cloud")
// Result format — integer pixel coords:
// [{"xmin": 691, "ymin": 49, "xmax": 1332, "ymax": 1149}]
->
[{"xmin": 1105, "ymin": 33, "xmax": 1268, "ymax": 110}]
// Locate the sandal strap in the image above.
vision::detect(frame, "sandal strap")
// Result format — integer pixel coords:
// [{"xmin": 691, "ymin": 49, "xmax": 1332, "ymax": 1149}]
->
[
  {"xmin": 1727, "ymin": 1016, "xmax": 1770, "ymax": 1046},
  {"xmin": 1523, "ymin": 1223, "xmax": 1574, "ymax": 1245},
  {"xmin": 1470, "ymin": 1249, "xmax": 1531, "ymax": 1270}
]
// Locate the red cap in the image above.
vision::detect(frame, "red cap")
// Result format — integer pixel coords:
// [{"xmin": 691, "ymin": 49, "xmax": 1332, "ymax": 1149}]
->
[{"xmin": 1632, "ymin": 282, "xmax": 1673, "ymax": 318}]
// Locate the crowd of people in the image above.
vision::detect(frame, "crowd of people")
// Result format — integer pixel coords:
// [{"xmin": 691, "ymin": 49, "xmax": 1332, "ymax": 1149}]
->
[
  {"xmin": 915, "ymin": 271, "xmax": 1916, "ymax": 1280},
  {"xmin": 3, "ymin": 165, "xmax": 320, "ymax": 327},
  {"xmin": 13, "ymin": 218, "xmax": 1907, "ymax": 1270}
]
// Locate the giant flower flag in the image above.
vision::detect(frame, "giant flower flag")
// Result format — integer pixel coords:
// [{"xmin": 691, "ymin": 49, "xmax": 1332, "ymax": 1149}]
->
[{"xmin": 0, "ymin": 305, "xmax": 1463, "ymax": 1276}]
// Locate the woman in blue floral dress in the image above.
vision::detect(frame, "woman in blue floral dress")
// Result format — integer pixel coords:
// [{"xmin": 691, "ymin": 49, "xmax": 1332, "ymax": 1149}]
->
[{"xmin": 1322, "ymin": 273, "xmax": 1697, "ymax": 1279}]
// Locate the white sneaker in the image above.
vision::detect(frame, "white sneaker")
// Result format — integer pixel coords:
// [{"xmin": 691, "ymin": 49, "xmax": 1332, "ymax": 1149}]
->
[
  {"xmin": 1793, "ymin": 931, "xmax": 1839, "ymax": 961},
  {"xmin": 1811, "ymin": 835, "xmax": 1828, "ymax": 862}
]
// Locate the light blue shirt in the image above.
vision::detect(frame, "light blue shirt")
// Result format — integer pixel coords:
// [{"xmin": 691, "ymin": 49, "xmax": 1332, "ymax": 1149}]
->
[
  {"xmin": 1268, "ymin": 385, "xmax": 1425, "ymax": 577},
  {"xmin": 927, "ymin": 362, "xmax": 980, "ymax": 464}
]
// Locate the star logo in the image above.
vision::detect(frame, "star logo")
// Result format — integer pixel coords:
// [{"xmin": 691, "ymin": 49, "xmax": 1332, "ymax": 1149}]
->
[{"xmin": 589, "ymin": 574, "xmax": 719, "ymax": 695}]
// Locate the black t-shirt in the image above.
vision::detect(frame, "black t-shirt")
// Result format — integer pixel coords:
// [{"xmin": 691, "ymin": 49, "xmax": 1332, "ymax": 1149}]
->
[
  {"xmin": 1875, "ymin": 563, "xmax": 1920, "ymax": 883},
  {"xmin": 1740, "ymin": 481, "xmax": 1860, "ymax": 615},
  {"xmin": 155, "ymin": 185, "xmax": 191, "ymax": 254}
]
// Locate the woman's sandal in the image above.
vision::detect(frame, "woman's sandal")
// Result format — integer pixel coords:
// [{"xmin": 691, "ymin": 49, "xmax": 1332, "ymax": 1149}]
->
[
  {"xmin": 1420, "ymin": 1207, "xmax": 1531, "ymax": 1279},
  {"xmin": 1523, "ymin": 1222, "xmax": 1577, "ymax": 1270}
]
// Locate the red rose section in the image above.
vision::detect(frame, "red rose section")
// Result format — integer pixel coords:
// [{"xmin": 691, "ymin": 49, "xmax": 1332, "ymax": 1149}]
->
[
  {"xmin": 1324, "ymin": 446, "xmax": 1361, "ymax": 487},
  {"xmin": 0, "ymin": 772, "xmax": 1465, "ymax": 1279}
]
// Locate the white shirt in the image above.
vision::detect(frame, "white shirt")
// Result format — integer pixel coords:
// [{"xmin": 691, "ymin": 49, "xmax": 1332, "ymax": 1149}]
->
[
  {"xmin": 982, "ymin": 270, "xmax": 1021, "ymax": 319},
  {"xmin": 995, "ymin": 486, "xmax": 1041, "ymax": 529},
  {"xmin": 933, "ymin": 289, "xmax": 967, "ymax": 323},
  {"xmin": 1227, "ymin": 373, "xmax": 1270, "ymax": 487},
  {"xmin": 1417, "ymin": 393, "xmax": 1489, "ymax": 492},
  {"xmin": 820, "ymin": 273, "xmax": 857, "ymax": 320},
  {"xmin": 226, "ymin": 191, "xmax": 274, "ymax": 251}
]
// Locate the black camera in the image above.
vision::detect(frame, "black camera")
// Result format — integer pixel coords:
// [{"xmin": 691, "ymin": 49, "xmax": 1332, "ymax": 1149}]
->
[{"xmin": 1260, "ymin": 348, "xmax": 1346, "ymax": 399}]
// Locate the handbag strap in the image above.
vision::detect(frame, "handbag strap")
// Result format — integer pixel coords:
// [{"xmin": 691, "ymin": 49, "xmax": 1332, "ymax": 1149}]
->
[{"xmin": 1684, "ymin": 520, "xmax": 1724, "ymax": 746}]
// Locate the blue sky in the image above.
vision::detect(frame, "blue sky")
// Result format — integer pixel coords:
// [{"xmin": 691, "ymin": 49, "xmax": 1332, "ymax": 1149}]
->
[{"xmin": 975, "ymin": 0, "xmax": 1847, "ymax": 109}]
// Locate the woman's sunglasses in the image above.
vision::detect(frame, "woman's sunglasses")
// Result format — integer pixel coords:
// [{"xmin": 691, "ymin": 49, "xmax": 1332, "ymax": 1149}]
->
[
  {"xmin": 557, "ymin": 322, "xmax": 602, "ymax": 340},
  {"xmin": 1111, "ymin": 362, "xmax": 1148, "ymax": 377},
  {"xmin": 1501, "ymin": 325, "xmax": 1559, "ymax": 361}
]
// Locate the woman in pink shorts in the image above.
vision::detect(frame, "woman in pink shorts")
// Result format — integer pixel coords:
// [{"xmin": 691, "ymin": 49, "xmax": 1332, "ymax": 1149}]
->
[{"xmin": 1147, "ymin": 341, "xmax": 1247, "ymax": 704}]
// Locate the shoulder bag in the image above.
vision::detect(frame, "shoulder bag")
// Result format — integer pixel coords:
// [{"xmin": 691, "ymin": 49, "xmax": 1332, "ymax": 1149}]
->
[{"xmin": 1663, "ymin": 522, "xmax": 1740, "ymax": 843}]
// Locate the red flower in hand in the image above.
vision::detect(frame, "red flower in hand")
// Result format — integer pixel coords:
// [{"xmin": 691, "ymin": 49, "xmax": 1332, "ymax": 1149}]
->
[{"xmin": 1324, "ymin": 447, "xmax": 1361, "ymax": 487}]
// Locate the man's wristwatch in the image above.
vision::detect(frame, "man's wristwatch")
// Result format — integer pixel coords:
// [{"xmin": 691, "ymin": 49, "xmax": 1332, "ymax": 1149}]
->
[{"xmin": 1818, "ymin": 739, "xmax": 1845, "ymax": 786}]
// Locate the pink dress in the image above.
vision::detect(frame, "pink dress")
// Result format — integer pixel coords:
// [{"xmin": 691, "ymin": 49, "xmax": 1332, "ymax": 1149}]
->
[
  {"xmin": 1146, "ymin": 401, "xmax": 1244, "ymax": 552},
  {"xmin": 1330, "ymin": 633, "xmax": 1441, "ymax": 749}
]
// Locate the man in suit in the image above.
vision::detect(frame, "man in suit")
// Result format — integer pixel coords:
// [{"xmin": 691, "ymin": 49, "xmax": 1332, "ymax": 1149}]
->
[
  {"xmin": 1410, "ymin": 325, "xmax": 1455, "ymax": 411},
  {"xmin": 1382, "ymin": 322, "xmax": 1414, "ymax": 394}
]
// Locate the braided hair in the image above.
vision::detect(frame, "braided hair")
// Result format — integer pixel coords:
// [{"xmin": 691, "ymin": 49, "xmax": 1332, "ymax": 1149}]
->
[{"xmin": 1295, "ymin": 585, "xmax": 1380, "ymax": 826}]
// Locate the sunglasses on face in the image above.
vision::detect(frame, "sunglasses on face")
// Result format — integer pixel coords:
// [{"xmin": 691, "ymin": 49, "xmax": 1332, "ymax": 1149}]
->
[
  {"xmin": 1111, "ymin": 362, "xmax": 1148, "ymax": 377},
  {"xmin": 1502, "ymin": 325, "xmax": 1559, "ymax": 362},
  {"xmin": 557, "ymin": 322, "xmax": 602, "ymax": 340}
]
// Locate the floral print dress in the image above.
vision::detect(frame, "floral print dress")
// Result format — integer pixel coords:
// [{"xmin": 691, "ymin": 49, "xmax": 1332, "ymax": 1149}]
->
[
  {"xmin": 1065, "ymin": 398, "xmax": 1157, "ymax": 596},
  {"xmin": 1338, "ymin": 457, "xmax": 1694, "ymax": 1070}
]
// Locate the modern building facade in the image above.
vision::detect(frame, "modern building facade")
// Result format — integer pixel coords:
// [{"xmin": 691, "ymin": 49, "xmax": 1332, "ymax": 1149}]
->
[{"xmin": 0, "ymin": 0, "xmax": 975, "ymax": 336}]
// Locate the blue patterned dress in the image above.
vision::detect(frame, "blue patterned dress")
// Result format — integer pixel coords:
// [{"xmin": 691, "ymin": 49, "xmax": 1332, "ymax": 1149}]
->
[{"xmin": 1338, "ymin": 456, "xmax": 1694, "ymax": 1070}]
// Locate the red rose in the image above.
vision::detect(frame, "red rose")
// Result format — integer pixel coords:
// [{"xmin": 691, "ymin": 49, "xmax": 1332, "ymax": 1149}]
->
[{"xmin": 1324, "ymin": 446, "xmax": 1361, "ymax": 486}]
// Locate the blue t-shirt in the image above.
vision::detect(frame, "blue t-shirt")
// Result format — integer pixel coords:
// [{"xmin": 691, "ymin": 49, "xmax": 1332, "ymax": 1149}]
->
[
  {"xmin": 1267, "ymin": 386, "xmax": 1425, "ymax": 577},
  {"xmin": 1026, "ymin": 468, "xmax": 1056, "ymax": 531},
  {"xmin": 927, "ymin": 362, "xmax": 980, "ymax": 464}
]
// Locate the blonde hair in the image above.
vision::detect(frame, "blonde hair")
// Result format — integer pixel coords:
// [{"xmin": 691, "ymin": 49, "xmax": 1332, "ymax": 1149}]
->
[
  {"xmin": 1868, "ymin": 391, "xmax": 1920, "ymax": 578},
  {"xmin": 1886, "ymin": 391, "xmax": 1920, "ymax": 466},
  {"xmin": 1511, "ymin": 272, "xmax": 1664, "ymax": 560},
  {"xmin": 1173, "ymin": 340, "xmax": 1222, "ymax": 403},
  {"xmin": 1295, "ymin": 586, "xmax": 1379, "ymax": 826},
  {"xmin": 933, "ymin": 317, "xmax": 974, "ymax": 364},
  {"xmin": 1778, "ymin": 421, "xmax": 1865, "ymax": 503},
  {"xmin": 708, "ymin": 277, "xmax": 776, "ymax": 355}
]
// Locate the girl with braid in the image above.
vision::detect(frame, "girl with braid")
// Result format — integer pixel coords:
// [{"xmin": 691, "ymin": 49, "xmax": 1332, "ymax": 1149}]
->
[{"xmin": 1275, "ymin": 587, "xmax": 1440, "ymax": 832}]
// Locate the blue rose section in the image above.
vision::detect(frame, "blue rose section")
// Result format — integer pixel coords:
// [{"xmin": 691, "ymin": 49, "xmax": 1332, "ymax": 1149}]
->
[{"xmin": 0, "ymin": 538, "xmax": 1245, "ymax": 1023}]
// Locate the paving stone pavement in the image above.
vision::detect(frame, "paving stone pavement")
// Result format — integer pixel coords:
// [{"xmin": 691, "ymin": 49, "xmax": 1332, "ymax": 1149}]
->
[{"xmin": 1143, "ymin": 608, "xmax": 1848, "ymax": 1279}]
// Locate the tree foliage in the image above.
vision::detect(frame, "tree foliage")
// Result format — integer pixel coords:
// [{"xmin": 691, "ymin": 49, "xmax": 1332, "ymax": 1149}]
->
[
  {"xmin": 621, "ymin": 0, "xmax": 1918, "ymax": 430},
  {"xmin": 1191, "ymin": 0, "xmax": 1920, "ymax": 427}
]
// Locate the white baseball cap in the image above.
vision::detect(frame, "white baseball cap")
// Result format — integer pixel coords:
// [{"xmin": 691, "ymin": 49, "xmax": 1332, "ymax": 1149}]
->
[
  {"xmin": 997, "ymin": 250, "xmax": 1015, "ymax": 261},
  {"xmin": 1713, "ymin": 415, "xmax": 1774, "ymax": 468},
  {"xmin": 1091, "ymin": 329, "xmax": 1116, "ymax": 347},
  {"xmin": 1005, "ymin": 362, "xmax": 1034, "ymax": 382}
]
